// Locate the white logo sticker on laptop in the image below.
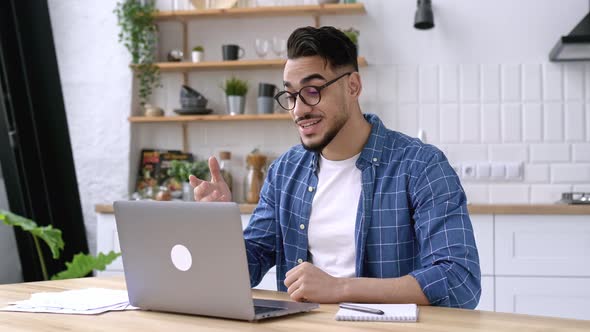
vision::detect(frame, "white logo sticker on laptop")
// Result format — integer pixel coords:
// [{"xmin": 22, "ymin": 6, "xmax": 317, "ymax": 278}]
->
[{"xmin": 170, "ymin": 244, "xmax": 192, "ymax": 271}]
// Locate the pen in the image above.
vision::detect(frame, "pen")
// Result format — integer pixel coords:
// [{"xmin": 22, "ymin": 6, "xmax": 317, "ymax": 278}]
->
[{"xmin": 339, "ymin": 303, "xmax": 385, "ymax": 315}]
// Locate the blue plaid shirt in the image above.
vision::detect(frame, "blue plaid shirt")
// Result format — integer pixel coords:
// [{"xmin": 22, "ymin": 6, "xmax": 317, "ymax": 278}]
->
[{"xmin": 244, "ymin": 113, "xmax": 481, "ymax": 309}]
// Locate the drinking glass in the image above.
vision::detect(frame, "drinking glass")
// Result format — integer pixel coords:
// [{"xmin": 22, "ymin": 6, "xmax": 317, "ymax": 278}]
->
[
  {"xmin": 255, "ymin": 39, "xmax": 270, "ymax": 58},
  {"xmin": 272, "ymin": 37, "xmax": 287, "ymax": 58}
]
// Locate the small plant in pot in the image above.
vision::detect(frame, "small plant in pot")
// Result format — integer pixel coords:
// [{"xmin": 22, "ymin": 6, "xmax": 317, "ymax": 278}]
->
[
  {"xmin": 191, "ymin": 45, "xmax": 204, "ymax": 63},
  {"xmin": 342, "ymin": 27, "xmax": 359, "ymax": 49},
  {"xmin": 167, "ymin": 160, "xmax": 209, "ymax": 201},
  {"xmin": 221, "ymin": 77, "xmax": 248, "ymax": 115}
]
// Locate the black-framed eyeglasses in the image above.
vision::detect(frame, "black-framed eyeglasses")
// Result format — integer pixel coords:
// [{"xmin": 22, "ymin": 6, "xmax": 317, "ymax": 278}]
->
[{"xmin": 274, "ymin": 72, "xmax": 353, "ymax": 111}]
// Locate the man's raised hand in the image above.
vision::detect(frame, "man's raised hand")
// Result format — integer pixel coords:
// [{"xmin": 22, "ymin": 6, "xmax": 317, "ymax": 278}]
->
[{"xmin": 189, "ymin": 156, "xmax": 232, "ymax": 202}]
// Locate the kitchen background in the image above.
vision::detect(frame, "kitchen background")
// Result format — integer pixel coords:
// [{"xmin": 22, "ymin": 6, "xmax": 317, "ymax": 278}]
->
[{"xmin": 46, "ymin": 0, "xmax": 589, "ymax": 254}]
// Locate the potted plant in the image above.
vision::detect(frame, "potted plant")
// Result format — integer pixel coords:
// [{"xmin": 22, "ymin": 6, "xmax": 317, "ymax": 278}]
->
[
  {"xmin": 114, "ymin": 0, "xmax": 161, "ymax": 112},
  {"xmin": 221, "ymin": 77, "xmax": 249, "ymax": 115},
  {"xmin": 191, "ymin": 46, "xmax": 204, "ymax": 63},
  {"xmin": 342, "ymin": 27, "xmax": 360, "ymax": 49},
  {"xmin": 167, "ymin": 160, "xmax": 209, "ymax": 201},
  {"xmin": 0, "ymin": 210, "xmax": 120, "ymax": 280}
]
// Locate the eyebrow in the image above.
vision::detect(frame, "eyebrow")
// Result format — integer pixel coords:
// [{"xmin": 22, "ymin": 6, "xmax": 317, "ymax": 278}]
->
[{"xmin": 283, "ymin": 73, "xmax": 326, "ymax": 88}]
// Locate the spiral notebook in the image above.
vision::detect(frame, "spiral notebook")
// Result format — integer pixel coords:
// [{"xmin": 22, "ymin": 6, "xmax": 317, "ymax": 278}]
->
[{"xmin": 335, "ymin": 303, "xmax": 418, "ymax": 322}]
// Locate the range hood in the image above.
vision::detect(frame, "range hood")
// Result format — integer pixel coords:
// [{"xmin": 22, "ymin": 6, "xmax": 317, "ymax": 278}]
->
[{"xmin": 550, "ymin": 12, "xmax": 590, "ymax": 61}]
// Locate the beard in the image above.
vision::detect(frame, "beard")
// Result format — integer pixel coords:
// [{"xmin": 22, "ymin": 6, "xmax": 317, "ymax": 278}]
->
[{"xmin": 300, "ymin": 112, "xmax": 348, "ymax": 153}]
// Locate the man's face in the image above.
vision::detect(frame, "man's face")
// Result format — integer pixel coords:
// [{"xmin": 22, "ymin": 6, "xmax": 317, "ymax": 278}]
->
[{"xmin": 282, "ymin": 56, "xmax": 351, "ymax": 153}]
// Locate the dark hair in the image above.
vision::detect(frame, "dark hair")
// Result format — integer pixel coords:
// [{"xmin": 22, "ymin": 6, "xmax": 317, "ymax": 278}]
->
[{"xmin": 287, "ymin": 26, "xmax": 358, "ymax": 72}]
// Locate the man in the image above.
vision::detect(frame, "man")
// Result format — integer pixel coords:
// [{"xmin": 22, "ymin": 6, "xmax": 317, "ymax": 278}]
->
[{"xmin": 189, "ymin": 26, "xmax": 481, "ymax": 308}]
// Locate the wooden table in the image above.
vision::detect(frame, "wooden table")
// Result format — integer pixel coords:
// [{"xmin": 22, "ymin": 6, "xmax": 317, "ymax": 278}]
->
[{"xmin": 0, "ymin": 277, "xmax": 588, "ymax": 331}]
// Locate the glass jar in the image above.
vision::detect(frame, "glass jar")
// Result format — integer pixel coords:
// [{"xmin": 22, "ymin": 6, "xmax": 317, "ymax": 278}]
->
[
  {"xmin": 244, "ymin": 152, "xmax": 267, "ymax": 204},
  {"xmin": 219, "ymin": 151, "xmax": 233, "ymax": 193},
  {"xmin": 155, "ymin": 186, "xmax": 172, "ymax": 201}
]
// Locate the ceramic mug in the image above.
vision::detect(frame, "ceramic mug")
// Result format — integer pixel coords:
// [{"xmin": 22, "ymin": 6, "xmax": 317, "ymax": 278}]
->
[{"xmin": 222, "ymin": 44, "xmax": 245, "ymax": 61}]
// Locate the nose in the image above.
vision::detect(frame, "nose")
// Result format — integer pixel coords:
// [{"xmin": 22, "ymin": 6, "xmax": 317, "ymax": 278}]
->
[{"xmin": 291, "ymin": 94, "xmax": 312, "ymax": 119}]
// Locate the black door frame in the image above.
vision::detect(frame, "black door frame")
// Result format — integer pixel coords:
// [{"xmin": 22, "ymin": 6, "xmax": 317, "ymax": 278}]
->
[{"xmin": 0, "ymin": 0, "xmax": 89, "ymax": 281}]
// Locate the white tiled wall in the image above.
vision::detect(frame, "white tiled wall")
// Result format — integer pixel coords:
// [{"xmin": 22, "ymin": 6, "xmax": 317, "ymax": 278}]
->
[{"xmin": 378, "ymin": 63, "xmax": 589, "ymax": 203}]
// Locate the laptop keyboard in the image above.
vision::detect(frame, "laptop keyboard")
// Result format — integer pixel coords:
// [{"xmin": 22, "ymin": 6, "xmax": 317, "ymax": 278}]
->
[{"xmin": 254, "ymin": 305, "xmax": 284, "ymax": 315}]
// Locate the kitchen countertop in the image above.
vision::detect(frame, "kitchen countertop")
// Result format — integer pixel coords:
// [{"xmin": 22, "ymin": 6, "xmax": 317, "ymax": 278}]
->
[{"xmin": 95, "ymin": 203, "xmax": 590, "ymax": 215}]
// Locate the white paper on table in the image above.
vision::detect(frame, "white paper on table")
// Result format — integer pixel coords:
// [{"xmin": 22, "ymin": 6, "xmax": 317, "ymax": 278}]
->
[{"xmin": 0, "ymin": 288, "xmax": 139, "ymax": 315}]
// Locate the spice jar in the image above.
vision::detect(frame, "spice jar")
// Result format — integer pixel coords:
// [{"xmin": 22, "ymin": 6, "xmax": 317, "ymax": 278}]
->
[
  {"xmin": 218, "ymin": 151, "xmax": 233, "ymax": 193},
  {"xmin": 155, "ymin": 186, "xmax": 172, "ymax": 201},
  {"xmin": 244, "ymin": 151, "xmax": 267, "ymax": 204}
]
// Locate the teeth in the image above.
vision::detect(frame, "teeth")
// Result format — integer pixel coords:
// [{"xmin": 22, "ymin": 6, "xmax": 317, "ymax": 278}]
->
[{"xmin": 301, "ymin": 120, "xmax": 320, "ymax": 128}]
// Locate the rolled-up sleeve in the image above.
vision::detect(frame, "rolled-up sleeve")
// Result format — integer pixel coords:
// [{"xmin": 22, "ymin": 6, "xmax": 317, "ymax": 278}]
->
[{"xmin": 408, "ymin": 151, "xmax": 481, "ymax": 309}]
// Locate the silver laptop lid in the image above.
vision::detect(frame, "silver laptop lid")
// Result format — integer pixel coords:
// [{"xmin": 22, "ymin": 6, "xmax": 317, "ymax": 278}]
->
[{"xmin": 114, "ymin": 200, "xmax": 256, "ymax": 320}]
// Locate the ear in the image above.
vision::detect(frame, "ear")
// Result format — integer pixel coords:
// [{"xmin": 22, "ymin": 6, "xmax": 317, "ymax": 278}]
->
[{"xmin": 348, "ymin": 72, "xmax": 362, "ymax": 99}]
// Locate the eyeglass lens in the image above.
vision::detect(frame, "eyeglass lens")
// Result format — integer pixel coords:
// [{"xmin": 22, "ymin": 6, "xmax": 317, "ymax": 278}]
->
[{"xmin": 277, "ymin": 86, "xmax": 321, "ymax": 110}]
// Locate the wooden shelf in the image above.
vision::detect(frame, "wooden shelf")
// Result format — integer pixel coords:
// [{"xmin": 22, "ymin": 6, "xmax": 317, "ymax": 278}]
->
[
  {"xmin": 128, "ymin": 113, "xmax": 291, "ymax": 123},
  {"xmin": 150, "ymin": 57, "xmax": 368, "ymax": 72},
  {"xmin": 154, "ymin": 3, "xmax": 365, "ymax": 21}
]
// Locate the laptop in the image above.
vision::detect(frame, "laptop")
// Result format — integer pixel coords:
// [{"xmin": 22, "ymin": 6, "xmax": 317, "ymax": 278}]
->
[{"xmin": 113, "ymin": 200, "xmax": 319, "ymax": 321}]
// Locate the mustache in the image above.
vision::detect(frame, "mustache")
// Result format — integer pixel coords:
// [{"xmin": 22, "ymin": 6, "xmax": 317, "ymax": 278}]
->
[{"xmin": 294, "ymin": 114, "xmax": 322, "ymax": 124}]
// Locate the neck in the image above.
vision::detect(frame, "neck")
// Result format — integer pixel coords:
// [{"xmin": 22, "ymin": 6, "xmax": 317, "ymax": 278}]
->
[{"xmin": 321, "ymin": 107, "xmax": 371, "ymax": 161}]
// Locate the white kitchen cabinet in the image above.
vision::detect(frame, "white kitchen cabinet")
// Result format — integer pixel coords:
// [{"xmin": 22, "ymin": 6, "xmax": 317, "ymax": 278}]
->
[
  {"xmin": 476, "ymin": 276, "xmax": 495, "ymax": 311},
  {"xmin": 96, "ymin": 213, "xmax": 123, "ymax": 276},
  {"xmin": 494, "ymin": 214, "xmax": 590, "ymax": 320},
  {"xmin": 471, "ymin": 215, "xmax": 494, "ymax": 276},
  {"xmin": 495, "ymin": 215, "xmax": 590, "ymax": 277},
  {"xmin": 471, "ymin": 215, "xmax": 495, "ymax": 311},
  {"xmin": 496, "ymin": 276, "xmax": 590, "ymax": 320}
]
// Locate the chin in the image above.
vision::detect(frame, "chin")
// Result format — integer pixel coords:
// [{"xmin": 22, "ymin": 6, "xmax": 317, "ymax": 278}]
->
[{"xmin": 300, "ymin": 136, "xmax": 327, "ymax": 153}]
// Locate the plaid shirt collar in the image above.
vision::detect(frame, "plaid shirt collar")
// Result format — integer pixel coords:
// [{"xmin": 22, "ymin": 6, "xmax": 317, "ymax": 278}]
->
[{"xmin": 308, "ymin": 113, "xmax": 387, "ymax": 172}]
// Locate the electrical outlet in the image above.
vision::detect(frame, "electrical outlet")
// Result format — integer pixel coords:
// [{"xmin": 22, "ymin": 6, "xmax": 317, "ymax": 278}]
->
[
  {"xmin": 461, "ymin": 163, "xmax": 476, "ymax": 180},
  {"xmin": 476, "ymin": 163, "xmax": 491, "ymax": 179},
  {"xmin": 490, "ymin": 163, "xmax": 505, "ymax": 179},
  {"xmin": 505, "ymin": 162, "xmax": 522, "ymax": 180}
]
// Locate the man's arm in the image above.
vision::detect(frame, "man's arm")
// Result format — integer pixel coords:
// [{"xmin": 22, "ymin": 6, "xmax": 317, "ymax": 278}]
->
[
  {"xmin": 406, "ymin": 150, "xmax": 481, "ymax": 308},
  {"xmin": 243, "ymin": 163, "xmax": 278, "ymax": 287},
  {"xmin": 284, "ymin": 262, "xmax": 429, "ymax": 304}
]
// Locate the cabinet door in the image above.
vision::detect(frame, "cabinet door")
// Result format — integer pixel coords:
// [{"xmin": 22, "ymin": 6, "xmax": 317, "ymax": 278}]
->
[
  {"xmin": 471, "ymin": 215, "xmax": 494, "ymax": 276},
  {"xmin": 496, "ymin": 276, "xmax": 590, "ymax": 320},
  {"xmin": 96, "ymin": 213, "xmax": 123, "ymax": 275},
  {"xmin": 475, "ymin": 276, "xmax": 494, "ymax": 311},
  {"xmin": 495, "ymin": 215, "xmax": 590, "ymax": 277}
]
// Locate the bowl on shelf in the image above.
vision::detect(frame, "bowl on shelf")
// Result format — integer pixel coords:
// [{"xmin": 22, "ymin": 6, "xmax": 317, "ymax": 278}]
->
[
  {"xmin": 173, "ymin": 107, "xmax": 213, "ymax": 115},
  {"xmin": 180, "ymin": 85, "xmax": 208, "ymax": 109}
]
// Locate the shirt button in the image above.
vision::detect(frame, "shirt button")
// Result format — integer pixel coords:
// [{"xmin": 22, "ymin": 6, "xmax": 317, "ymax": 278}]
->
[
  {"xmin": 373, "ymin": 158, "xmax": 378, "ymax": 162},
  {"xmin": 299, "ymin": 224, "xmax": 305, "ymax": 230},
  {"xmin": 308, "ymin": 186, "xmax": 314, "ymax": 192},
  {"xmin": 297, "ymin": 258, "xmax": 303, "ymax": 264}
]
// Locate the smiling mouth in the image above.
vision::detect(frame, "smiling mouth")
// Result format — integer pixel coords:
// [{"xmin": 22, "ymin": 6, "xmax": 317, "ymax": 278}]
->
[
  {"xmin": 299, "ymin": 119, "xmax": 321, "ymax": 128},
  {"xmin": 295, "ymin": 114, "xmax": 322, "ymax": 129}
]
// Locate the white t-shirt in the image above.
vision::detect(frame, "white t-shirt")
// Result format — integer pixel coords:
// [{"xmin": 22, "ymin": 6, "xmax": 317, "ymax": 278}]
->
[{"xmin": 308, "ymin": 152, "xmax": 362, "ymax": 278}]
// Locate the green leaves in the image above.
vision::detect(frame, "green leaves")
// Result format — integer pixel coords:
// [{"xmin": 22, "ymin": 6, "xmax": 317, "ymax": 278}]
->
[
  {"xmin": 222, "ymin": 77, "xmax": 249, "ymax": 96},
  {"xmin": 1, "ymin": 210, "xmax": 121, "ymax": 281},
  {"xmin": 51, "ymin": 251, "xmax": 121, "ymax": 281},
  {"xmin": 168, "ymin": 160, "xmax": 210, "ymax": 183},
  {"xmin": 0, "ymin": 210, "xmax": 64, "ymax": 259},
  {"xmin": 341, "ymin": 27, "xmax": 359, "ymax": 46},
  {"xmin": 114, "ymin": 0, "xmax": 160, "ymax": 105}
]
